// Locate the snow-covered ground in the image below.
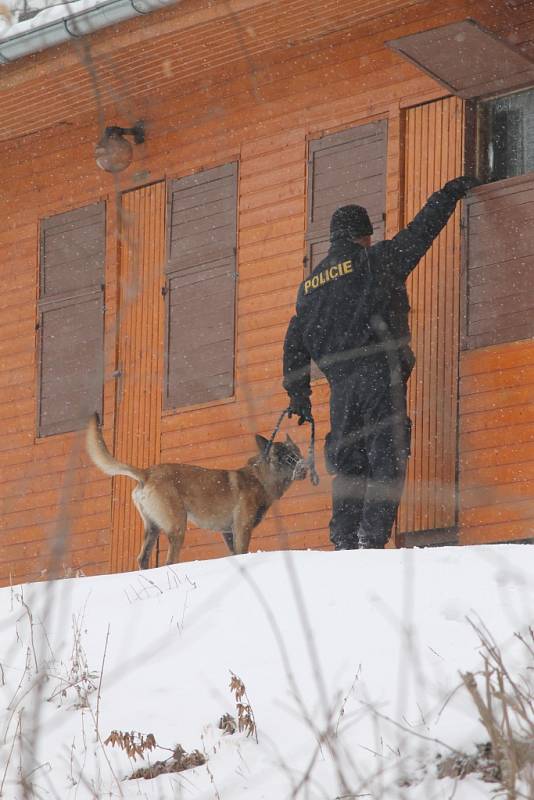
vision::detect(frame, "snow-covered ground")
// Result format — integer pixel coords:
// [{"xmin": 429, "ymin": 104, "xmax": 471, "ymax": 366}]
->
[{"xmin": 1, "ymin": 544, "xmax": 533, "ymax": 799}]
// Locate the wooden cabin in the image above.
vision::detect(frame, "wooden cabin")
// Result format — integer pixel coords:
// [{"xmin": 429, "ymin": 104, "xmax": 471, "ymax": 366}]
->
[{"xmin": 1, "ymin": 0, "xmax": 533, "ymax": 586}]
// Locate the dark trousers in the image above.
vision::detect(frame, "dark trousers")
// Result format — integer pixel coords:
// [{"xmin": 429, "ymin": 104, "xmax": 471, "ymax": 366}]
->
[{"xmin": 324, "ymin": 357, "xmax": 411, "ymax": 549}]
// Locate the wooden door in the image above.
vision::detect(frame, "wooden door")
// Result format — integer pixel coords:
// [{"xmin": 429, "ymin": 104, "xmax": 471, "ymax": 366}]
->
[
  {"xmin": 110, "ymin": 182, "xmax": 166, "ymax": 572},
  {"xmin": 396, "ymin": 96, "xmax": 464, "ymax": 545}
]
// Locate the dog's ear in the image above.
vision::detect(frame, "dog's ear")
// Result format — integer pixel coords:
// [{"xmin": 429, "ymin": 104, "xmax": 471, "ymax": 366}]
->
[{"xmin": 255, "ymin": 434, "xmax": 270, "ymax": 454}]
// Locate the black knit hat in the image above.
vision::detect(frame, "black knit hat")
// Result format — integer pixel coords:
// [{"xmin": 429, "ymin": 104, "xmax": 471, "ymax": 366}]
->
[{"xmin": 330, "ymin": 204, "xmax": 373, "ymax": 241}]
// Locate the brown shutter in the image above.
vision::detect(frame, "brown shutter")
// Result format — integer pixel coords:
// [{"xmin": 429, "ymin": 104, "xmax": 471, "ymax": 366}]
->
[
  {"xmin": 463, "ymin": 174, "xmax": 534, "ymax": 351},
  {"xmin": 307, "ymin": 120, "xmax": 387, "ymax": 270},
  {"xmin": 306, "ymin": 120, "xmax": 387, "ymax": 378},
  {"xmin": 387, "ymin": 20, "xmax": 534, "ymax": 99},
  {"xmin": 38, "ymin": 202, "xmax": 105, "ymax": 437},
  {"xmin": 165, "ymin": 162, "xmax": 237, "ymax": 409}
]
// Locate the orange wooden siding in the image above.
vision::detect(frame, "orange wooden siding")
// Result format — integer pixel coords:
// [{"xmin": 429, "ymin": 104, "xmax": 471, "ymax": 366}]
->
[
  {"xmin": 459, "ymin": 339, "xmax": 534, "ymax": 544},
  {"xmin": 1, "ymin": 0, "xmax": 533, "ymax": 584},
  {"xmin": 396, "ymin": 96, "xmax": 463, "ymax": 537},
  {"xmin": 111, "ymin": 183, "xmax": 166, "ymax": 572},
  {"xmin": 160, "ymin": 131, "xmax": 334, "ymax": 562}
]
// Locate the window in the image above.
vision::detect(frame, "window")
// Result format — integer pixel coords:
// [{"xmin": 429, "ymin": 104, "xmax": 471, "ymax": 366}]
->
[
  {"xmin": 38, "ymin": 203, "xmax": 105, "ymax": 436},
  {"xmin": 462, "ymin": 89, "xmax": 534, "ymax": 351},
  {"xmin": 478, "ymin": 88, "xmax": 534, "ymax": 182},
  {"xmin": 164, "ymin": 162, "xmax": 238, "ymax": 409}
]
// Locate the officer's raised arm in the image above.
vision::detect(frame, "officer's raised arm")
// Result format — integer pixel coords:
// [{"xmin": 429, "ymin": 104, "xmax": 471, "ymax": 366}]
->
[{"xmin": 386, "ymin": 175, "xmax": 481, "ymax": 279}]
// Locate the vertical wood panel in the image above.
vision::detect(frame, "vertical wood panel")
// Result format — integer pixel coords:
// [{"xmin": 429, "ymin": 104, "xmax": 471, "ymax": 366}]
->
[
  {"xmin": 397, "ymin": 96, "xmax": 463, "ymax": 538},
  {"xmin": 110, "ymin": 183, "xmax": 166, "ymax": 573}
]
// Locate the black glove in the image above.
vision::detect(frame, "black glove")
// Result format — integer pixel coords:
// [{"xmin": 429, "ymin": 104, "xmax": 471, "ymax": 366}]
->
[
  {"xmin": 443, "ymin": 175, "xmax": 482, "ymax": 199},
  {"xmin": 288, "ymin": 395, "xmax": 312, "ymax": 426}
]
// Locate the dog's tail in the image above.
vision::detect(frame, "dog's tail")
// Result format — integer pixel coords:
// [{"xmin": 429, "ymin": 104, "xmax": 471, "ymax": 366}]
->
[{"xmin": 86, "ymin": 413, "xmax": 147, "ymax": 483}]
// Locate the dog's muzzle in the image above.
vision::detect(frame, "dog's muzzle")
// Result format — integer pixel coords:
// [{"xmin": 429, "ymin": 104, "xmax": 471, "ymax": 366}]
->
[{"xmin": 292, "ymin": 459, "xmax": 308, "ymax": 481}]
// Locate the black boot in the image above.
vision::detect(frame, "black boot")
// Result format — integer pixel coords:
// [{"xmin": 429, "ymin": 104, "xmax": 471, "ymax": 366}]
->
[
  {"xmin": 333, "ymin": 539, "xmax": 359, "ymax": 551},
  {"xmin": 358, "ymin": 538, "xmax": 386, "ymax": 549},
  {"xmin": 328, "ymin": 474, "xmax": 365, "ymax": 552}
]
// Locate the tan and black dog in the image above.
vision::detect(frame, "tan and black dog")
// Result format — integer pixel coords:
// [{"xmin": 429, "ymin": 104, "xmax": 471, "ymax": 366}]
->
[{"xmin": 86, "ymin": 413, "xmax": 307, "ymax": 569}]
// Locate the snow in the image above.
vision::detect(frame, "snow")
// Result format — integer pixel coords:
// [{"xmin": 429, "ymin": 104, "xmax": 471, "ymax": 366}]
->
[
  {"xmin": 0, "ymin": 0, "xmax": 105, "ymax": 40},
  {"xmin": 1, "ymin": 544, "xmax": 533, "ymax": 798}
]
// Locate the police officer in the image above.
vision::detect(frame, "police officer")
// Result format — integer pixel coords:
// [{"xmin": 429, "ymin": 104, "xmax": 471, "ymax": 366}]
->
[{"xmin": 282, "ymin": 176, "xmax": 480, "ymax": 550}]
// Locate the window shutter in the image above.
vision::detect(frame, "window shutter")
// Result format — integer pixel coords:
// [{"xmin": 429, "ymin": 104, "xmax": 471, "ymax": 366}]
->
[
  {"xmin": 306, "ymin": 120, "xmax": 387, "ymax": 270},
  {"xmin": 463, "ymin": 174, "xmax": 534, "ymax": 350},
  {"xmin": 387, "ymin": 20, "xmax": 534, "ymax": 100},
  {"xmin": 306, "ymin": 121, "xmax": 387, "ymax": 377},
  {"xmin": 165, "ymin": 162, "xmax": 237, "ymax": 409},
  {"xmin": 38, "ymin": 202, "xmax": 105, "ymax": 437}
]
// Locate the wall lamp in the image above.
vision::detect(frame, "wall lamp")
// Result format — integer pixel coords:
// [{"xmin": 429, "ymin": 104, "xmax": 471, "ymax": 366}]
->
[{"xmin": 95, "ymin": 121, "xmax": 145, "ymax": 173}]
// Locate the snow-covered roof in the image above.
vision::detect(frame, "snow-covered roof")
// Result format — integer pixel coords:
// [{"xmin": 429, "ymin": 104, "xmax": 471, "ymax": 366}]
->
[
  {"xmin": 1, "ymin": 0, "xmax": 102, "ymax": 38},
  {"xmin": 0, "ymin": 0, "xmax": 177, "ymax": 62}
]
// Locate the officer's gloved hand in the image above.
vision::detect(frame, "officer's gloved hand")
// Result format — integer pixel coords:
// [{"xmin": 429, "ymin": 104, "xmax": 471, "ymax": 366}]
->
[
  {"xmin": 288, "ymin": 395, "xmax": 312, "ymax": 426},
  {"xmin": 443, "ymin": 175, "xmax": 482, "ymax": 199}
]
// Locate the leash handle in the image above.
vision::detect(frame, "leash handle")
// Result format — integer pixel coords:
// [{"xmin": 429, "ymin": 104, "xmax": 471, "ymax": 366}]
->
[{"xmin": 266, "ymin": 407, "xmax": 320, "ymax": 486}]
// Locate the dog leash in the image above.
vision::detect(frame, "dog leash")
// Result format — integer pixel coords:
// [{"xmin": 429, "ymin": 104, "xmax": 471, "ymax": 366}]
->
[
  {"xmin": 264, "ymin": 408, "xmax": 289, "ymax": 455},
  {"xmin": 265, "ymin": 408, "xmax": 320, "ymax": 486},
  {"xmin": 306, "ymin": 417, "xmax": 320, "ymax": 486}
]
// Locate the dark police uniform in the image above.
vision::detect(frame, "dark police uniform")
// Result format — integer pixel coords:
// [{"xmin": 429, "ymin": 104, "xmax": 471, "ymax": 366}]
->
[{"xmin": 283, "ymin": 177, "xmax": 478, "ymax": 549}]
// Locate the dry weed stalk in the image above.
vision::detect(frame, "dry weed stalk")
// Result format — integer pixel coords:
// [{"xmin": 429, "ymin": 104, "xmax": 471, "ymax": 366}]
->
[
  {"xmin": 200, "ymin": 733, "xmax": 222, "ymax": 800},
  {"xmin": 457, "ymin": 621, "xmax": 534, "ymax": 798},
  {"xmin": 128, "ymin": 743, "xmax": 206, "ymax": 780},
  {"xmin": 0, "ymin": 711, "xmax": 22, "ymax": 797},
  {"xmin": 104, "ymin": 730, "xmax": 157, "ymax": 761},
  {"xmin": 218, "ymin": 712, "xmax": 237, "ymax": 735},
  {"xmin": 105, "ymin": 728, "xmax": 207, "ymax": 781},
  {"xmin": 47, "ymin": 614, "xmax": 98, "ymax": 708},
  {"xmin": 436, "ymin": 741, "xmax": 501, "ymax": 783},
  {"xmin": 229, "ymin": 671, "xmax": 258, "ymax": 742}
]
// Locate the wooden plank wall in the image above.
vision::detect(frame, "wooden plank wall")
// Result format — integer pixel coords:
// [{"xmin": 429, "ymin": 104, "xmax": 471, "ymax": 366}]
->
[
  {"xmin": 159, "ymin": 129, "xmax": 332, "ymax": 563},
  {"xmin": 111, "ymin": 183, "xmax": 166, "ymax": 572},
  {"xmin": 458, "ymin": 174, "xmax": 534, "ymax": 544},
  {"xmin": 459, "ymin": 340, "xmax": 534, "ymax": 544},
  {"xmin": 397, "ymin": 96, "xmax": 463, "ymax": 537},
  {"xmin": 1, "ymin": 0, "xmax": 533, "ymax": 583},
  {"xmin": 0, "ymin": 193, "xmax": 119, "ymax": 585}
]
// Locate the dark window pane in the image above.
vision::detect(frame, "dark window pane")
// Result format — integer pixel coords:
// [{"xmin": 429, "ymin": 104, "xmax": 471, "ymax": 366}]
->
[{"xmin": 480, "ymin": 89, "xmax": 534, "ymax": 182}]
